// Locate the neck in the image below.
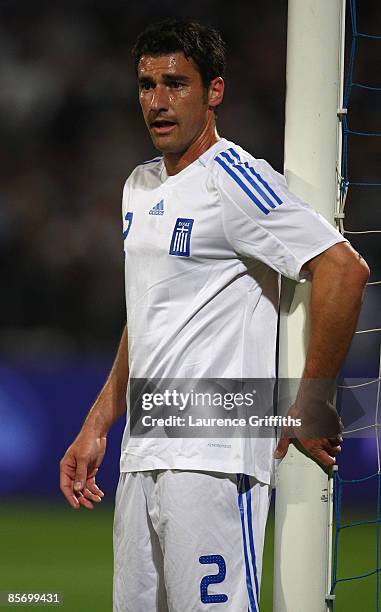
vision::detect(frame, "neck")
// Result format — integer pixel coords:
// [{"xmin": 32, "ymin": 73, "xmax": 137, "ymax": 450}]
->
[{"xmin": 163, "ymin": 117, "xmax": 220, "ymax": 176}]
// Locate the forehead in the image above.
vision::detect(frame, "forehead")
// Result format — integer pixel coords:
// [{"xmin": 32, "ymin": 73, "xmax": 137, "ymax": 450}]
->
[{"xmin": 137, "ymin": 52, "xmax": 199, "ymax": 78}]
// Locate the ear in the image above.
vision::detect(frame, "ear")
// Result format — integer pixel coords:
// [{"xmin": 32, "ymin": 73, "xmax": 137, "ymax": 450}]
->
[{"xmin": 208, "ymin": 77, "xmax": 225, "ymax": 110}]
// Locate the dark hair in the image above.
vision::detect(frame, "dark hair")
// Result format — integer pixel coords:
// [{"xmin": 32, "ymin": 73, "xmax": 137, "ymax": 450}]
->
[{"xmin": 131, "ymin": 19, "xmax": 226, "ymax": 89}]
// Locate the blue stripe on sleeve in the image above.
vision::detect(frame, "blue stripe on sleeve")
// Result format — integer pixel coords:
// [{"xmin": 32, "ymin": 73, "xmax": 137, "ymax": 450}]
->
[
  {"xmin": 228, "ymin": 148, "xmax": 283, "ymax": 206},
  {"xmin": 143, "ymin": 157, "xmax": 162, "ymax": 164},
  {"xmin": 215, "ymin": 156, "xmax": 270, "ymax": 215},
  {"xmin": 228, "ymin": 148, "xmax": 240, "ymax": 161},
  {"xmin": 244, "ymin": 162, "xmax": 283, "ymax": 206},
  {"xmin": 220, "ymin": 151, "xmax": 277, "ymax": 210}
]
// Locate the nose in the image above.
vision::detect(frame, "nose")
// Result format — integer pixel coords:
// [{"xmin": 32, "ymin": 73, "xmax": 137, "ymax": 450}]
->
[{"xmin": 150, "ymin": 84, "xmax": 169, "ymax": 112}]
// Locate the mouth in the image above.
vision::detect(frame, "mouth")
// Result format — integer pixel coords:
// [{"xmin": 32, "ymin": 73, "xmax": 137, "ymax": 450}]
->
[{"xmin": 150, "ymin": 119, "xmax": 177, "ymax": 135}]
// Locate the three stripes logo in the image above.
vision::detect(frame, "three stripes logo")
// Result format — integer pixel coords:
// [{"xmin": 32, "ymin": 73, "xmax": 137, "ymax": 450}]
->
[
  {"xmin": 149, "ymin": 199, "xmax": 164, "ymax": 215},
  {"xmin": 169, "ymin": 218, "xmax": 194, "ymax": 257},
  {"xmin": 214, "ymin": 148, "xmax": 283, "ymax": 215}
]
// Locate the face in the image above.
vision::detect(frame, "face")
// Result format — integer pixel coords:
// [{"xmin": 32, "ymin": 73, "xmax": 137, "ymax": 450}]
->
[{"xmin": 137, "ymin": 52, "xmax": 221, "ymax": 154}]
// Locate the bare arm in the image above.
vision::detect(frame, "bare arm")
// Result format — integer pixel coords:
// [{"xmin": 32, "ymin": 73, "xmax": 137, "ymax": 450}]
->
[
  {"xmin": 82, "ymin": 325, "xmax": 129, "ymax": 436},
  {"xmin": 60, "ymin": 325, "xmax": 129, "ymax": 509},
  {"xmin": 275, "ymin": 242, "xmax": 369, "ymax": 466},
  {"xmin": 303, "ymin": 242, "xmax": 369, "ymax": 379}
]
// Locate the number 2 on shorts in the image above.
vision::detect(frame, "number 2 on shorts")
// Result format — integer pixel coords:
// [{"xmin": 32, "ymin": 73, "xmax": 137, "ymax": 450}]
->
[{"xmin": 199, "ymin": 555, "xmax": 228, "ymax": 604}]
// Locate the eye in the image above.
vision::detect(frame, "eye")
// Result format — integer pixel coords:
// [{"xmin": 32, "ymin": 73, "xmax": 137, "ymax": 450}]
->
[
  {"xmin": 140, "ymin": 82, "xmax": 153, "ymax": 91},
  {"xmin": 170, "ymin": 81, "xmax": 182, "ymax": 89}
]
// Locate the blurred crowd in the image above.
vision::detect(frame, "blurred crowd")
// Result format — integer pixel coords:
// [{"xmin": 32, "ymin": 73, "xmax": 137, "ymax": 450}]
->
[{"xmin": 0, "ymin": 0, "xmax": 379, "ymax": 357}]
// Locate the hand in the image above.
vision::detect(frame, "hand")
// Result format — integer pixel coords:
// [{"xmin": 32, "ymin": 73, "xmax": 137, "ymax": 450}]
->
[
  {"xmin": 274, "ymin": 383, "xmax": 343, "ymax": 469},
  {"xmin": 60, "ymin": 432, "xmax": 107, "ymax": 510},
  {"xmin": 274, "ymin": 433, "xmax": 342, "ymax": 470}
]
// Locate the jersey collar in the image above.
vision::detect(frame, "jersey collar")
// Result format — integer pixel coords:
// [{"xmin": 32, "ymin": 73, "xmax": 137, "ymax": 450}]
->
[
  {"xmin": 198, "ymin": 138, "xmax": 230, "ymax": 166},
  {"xmin": 160, "ymin": 138, "xmax": 231, "ymax": 184}
]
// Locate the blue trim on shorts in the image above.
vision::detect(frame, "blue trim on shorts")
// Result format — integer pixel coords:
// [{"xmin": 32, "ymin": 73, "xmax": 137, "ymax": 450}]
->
[
  {"xmin": 237, "ymin": 474, "xmax": 258, "ymax": 612},
  {"xmin": 245, "ymin": 475, "xmax": 260, "ymax": 602}
]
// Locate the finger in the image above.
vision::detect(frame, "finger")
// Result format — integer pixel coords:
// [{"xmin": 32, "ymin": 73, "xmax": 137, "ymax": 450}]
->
[
  {"xmin": 74, "ymin": 459, "xmax": 89, "ymax": 494},
  {"xmin": 61, "ymin": 486, "xmax": 81, "ymax": 510},
  {"xmin": 310, "ymin": 449, "xmax": 337, "ymax": 467},
  {"xmin": 321, "ymin": 439, "xmax": 341, "ymax": 456},
  {"xmin": 82, "ymin": 487, "xmax": 102, "ymax": 503},
  {"xmin": 77, "ymin": 492, "xmax": 94, "ymax": 510},
  {"xmin": 86, "ymin": 467, "xmax": 99, "ymax": 480},
  {"xmin": 274, "ymin": 437, "xmax": 290, "ymax": 459},
  {"xmin": 60, "ymin": 465, "xmax": 80, "ymax": 510},
  {"xmin": 300, "ymin": 443, "xmax": 337, "ymax": 467},
  {"xmin": 327, "ymin": 444, "xmax": 341, "ymax": 456},
  {"xmin": 61, "ymin": 485, "xmax": 81, "ymax": 510},
  {"xmin": 292, "ymin": 438, "xmax": 338, "ymax": 469},
  {"xmin": 328, "ymin": 435, "xmax": 343, "ymax": 446},
  {"xmin": 86, "ymin": 479, "xmax": 105, "ymax": 498}
]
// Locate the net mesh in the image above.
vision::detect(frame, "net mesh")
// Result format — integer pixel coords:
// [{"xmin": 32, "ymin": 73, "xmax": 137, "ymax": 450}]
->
[{"xmin": 331, "ymin": 0, "xmax": 381, "ymax": 608}]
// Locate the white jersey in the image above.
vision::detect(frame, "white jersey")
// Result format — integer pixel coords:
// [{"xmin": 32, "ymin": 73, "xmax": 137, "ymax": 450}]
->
[{"xmin": 120, "ymin": 138, "xmax": 345, "ymax": 484}]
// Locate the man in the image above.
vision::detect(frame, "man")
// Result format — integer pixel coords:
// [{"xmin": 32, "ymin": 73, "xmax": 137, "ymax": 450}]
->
[{"xmin": 60, "ymin": 19, "xmax": 369, "ymax": 612}]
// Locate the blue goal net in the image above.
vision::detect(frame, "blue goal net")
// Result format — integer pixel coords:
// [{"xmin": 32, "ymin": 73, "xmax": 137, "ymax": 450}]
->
[{"xmin": 330, "ymin": 0, "xmax": 381, "ymax": 609}]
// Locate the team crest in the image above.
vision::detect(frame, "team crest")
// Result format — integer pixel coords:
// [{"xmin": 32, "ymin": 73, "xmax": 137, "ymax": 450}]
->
[
  {"xmin": 123, "ymin": 212, "xmax": 133, "ymax": 239},
  {"xmin": 169, "ymin": 218, "xmax": 194, "ymax": 257}
]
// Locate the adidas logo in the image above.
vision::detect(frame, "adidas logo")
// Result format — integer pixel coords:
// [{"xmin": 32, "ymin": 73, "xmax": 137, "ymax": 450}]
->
[{"xmin": 149, "ymin": 199, "xmax": 164, "ymax": 215}]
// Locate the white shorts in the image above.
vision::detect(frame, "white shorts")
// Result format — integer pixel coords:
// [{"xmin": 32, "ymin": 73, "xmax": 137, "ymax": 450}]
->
[{"xmin": 113, "ymin": 470, "xmax": 271, "ymax": 612}]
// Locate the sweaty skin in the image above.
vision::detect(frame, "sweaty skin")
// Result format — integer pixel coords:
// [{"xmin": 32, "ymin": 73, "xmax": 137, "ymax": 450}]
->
[
  {"xmin": 59, "ymin": 55, "xmax": 224, "ymax": 510},
  {"xmin": 59, "ymin": 51, "xmax": 369, "ymax": 511},
  {"xmin": 138, "ymin": 52, "xmax": 224, "ymax": 175}
]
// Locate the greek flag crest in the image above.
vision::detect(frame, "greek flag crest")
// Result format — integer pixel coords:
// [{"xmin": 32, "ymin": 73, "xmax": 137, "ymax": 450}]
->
[{"xmin": 169, "ymin": 218, "xmax": 194, "ymax": 257}]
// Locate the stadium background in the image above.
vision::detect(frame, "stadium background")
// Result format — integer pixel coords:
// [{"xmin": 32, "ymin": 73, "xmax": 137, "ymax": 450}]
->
[{"xmin": 0, "ymin": 1, "xmax": 379, "ymax": 610}]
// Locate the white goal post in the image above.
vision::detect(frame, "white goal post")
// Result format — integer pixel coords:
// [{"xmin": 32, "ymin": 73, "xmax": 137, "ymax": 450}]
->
[{"xmin": 273, "ymin": 1, "xmax": 346, "ymax": 611}]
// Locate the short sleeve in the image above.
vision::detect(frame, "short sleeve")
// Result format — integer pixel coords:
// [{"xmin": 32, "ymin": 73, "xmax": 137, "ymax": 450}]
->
[
  {"xmin": 214, "ymin": 147, "xmax": 346, "ymax": 281},
  {"xmin": 122, "ymin": 167, "xmax": 140, "ymax": 241},
  {"xmin": 122, "ymin": 170, "xmax": 135, "ymax": 220}
]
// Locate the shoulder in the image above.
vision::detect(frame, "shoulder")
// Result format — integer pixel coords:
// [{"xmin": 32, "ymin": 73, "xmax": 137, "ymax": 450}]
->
[
  {"xmin": 123, "ymin": 155, "xmax": 163, "ymax": 192},
  {"xmin": 207, "ymin": 140, "xmax": 287, "ymax": 215},
  {"xmin": 121, "ymin": 155, "xmax": 162, "ymax": 214},
  {"xmin": 210, "ymin": 141, "xmax": 284, "ymax": 186}
]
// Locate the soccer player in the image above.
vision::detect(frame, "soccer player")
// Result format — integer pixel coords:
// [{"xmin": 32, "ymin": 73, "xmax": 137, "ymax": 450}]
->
[{"xmin": 60, "ymin": 19, "xmax": 369, "ymax": 611}]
